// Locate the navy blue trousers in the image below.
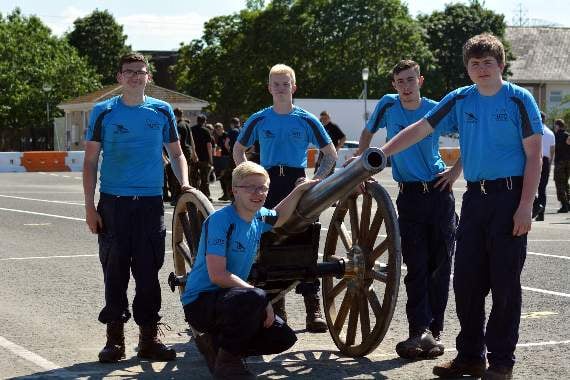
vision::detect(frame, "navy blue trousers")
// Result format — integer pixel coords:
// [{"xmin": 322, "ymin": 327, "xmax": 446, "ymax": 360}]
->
[
  {"xmin": 97, "ymin": 193, "xmax": 166, "ymax": 326},
  {"xmin": 455, "ymin": 178, "xmax": 526, "ymax": 368},
  {"xmin": 396, "ymin": 183, "xmax": 456, "ymax": 335},
  {"xmin": 183, "ymin": 287, "xmax": 297, "ymax": 356}
]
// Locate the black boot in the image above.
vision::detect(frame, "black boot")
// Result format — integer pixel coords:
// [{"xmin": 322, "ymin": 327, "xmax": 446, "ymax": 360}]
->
[
  {"xmin": 557, "ymin": 203, "xmax": 569, "ymax": 213},
  {"xmin": 272, "ymin": 297, "xmax": 287, "ymax": 323},
  {"xmin": 395, "ymin": 328, "xmax": 443, "ymax": 360},
  {"xmin": 213, "ymin": 348, "xmax": 255, "ymax": 379},
  {"xmin": 137, "ymin": 324, "xmax": 176, "ymax": 361},
  {"xmin": 98, "ymin": 322, "xmax": 126, "ymax": 363},
  {"xmin": 303, "ymin": 292, "xmax": 327, "ymax": 333}
]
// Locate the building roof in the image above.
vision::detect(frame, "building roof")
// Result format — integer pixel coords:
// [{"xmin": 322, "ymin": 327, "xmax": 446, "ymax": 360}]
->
[
  {"xmin": 506, "ymin": 26, "xmax": 570, "ymax": 82},
  {"xmin": 58, "ymin": 83, "xmax": 208, "ymax": 109}
]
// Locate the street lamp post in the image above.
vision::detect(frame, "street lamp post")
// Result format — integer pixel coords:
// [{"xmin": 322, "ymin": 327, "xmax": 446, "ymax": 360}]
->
[
  {"xmin": 362, "ymin": 68, "xmax": 369, "ymax": 128},
  {"xmin": 42, "ymin": 84, "xmax": 52, "ymax": 150}
]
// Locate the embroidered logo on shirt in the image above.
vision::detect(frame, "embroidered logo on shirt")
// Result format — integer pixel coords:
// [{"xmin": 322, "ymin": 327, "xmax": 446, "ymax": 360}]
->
[
  {"xmin": 494, "ymin": 109, "xmax": 508, "ymax": 122},
  {"xmin": 464, "ymin": 112, "xmax": 478, "ymax": 124},
  {"xmin": 263, "ymin": 130, "xmax": 276, "ymax": 139},
  {"xmin": 208, "ymin": 238, "xmax": 225, "ymax": 246},
  {"xmin": 233, "ymin": 241, "xmax": 246, "ymax": 252},
  {"xmin": 291, "ymin": 128, "xmax": 302, "ymax": 139},
  {"xmin": 146, "ymin": 119, "xmax": 160, "ymax": 129},
  {"xmin": 113, "ymin": 124, "xmax": 129, "ymax": 134}
]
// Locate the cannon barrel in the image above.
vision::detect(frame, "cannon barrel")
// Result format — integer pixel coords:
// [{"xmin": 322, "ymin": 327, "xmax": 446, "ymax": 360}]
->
[{"xmin": 276, "ymin": 147, "xmax": 386, "ymax": 235}]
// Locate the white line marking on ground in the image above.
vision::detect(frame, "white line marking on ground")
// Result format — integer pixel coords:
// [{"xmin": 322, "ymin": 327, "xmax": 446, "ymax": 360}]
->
[
  {"xmin": 0, "ymin": 208, "xmax": 85, "ymax": 221},
  {"xmin": 1, "ymin": 251, "xmax": 173, "ymax": 261},
  {"xmin": 522, "ymin": 286, "xmax": 570, "ymax": 298},
  {"xmin": 528, "ymin": 251, "xmax": 570, "ymax": 260},
  {"xmin": 0, "ymin": 335, "xmax": 65, "ymax": 372},
  {"xmin": 0, "ymin": 194, "xmax": 84, "ymax": 205},
  {"xmin": 529, "ymin": 239, "xmax": 570, "ymax": 242}
]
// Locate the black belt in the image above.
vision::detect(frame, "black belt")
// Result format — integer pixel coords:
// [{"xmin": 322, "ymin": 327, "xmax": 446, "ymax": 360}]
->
[
  {"xmin": 466, "ymin": 176, "xmax": 523, "ymax": 194},
  {"xmin": 100, "ymin": 192, "xmax": 162, "ymax": 200},
  {"xmin": 267, "ymin": 165, "xmax": 305, "ymax": 177},
  {"xmin": 398, "ymin": 180, "xmax": 439, "ymax": 194}
]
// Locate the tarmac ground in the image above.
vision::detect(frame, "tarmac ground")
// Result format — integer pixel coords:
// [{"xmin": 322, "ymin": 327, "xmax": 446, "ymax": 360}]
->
[{"xmin": 0, "ymin": 168, "xmax": 568, "ymax": 379}]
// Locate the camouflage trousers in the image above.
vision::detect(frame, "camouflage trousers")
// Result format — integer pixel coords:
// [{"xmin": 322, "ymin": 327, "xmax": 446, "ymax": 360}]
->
[{"xmin": 553, "ymin": 160, "xmax": 570, "ymax": 205}]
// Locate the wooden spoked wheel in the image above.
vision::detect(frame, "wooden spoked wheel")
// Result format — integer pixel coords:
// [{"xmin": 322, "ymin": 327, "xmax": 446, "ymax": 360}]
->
[
  {"xmin": 322, "ymin": 181, "xmax": 401, "ymax": 357},
  {"xmin": 171, "ymin": 190, "xmax": 214, "ymax": 294}
]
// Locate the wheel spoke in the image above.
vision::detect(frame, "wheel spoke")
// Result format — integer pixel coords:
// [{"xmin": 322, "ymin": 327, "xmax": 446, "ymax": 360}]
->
[
  {"xmin": 178, "ymin": 212, "xmax": 195, "ymax": 253},
  {"xmin": 367, "ymin": 288, "xmax": 383, "ymax": 319},
  {"xmin": 176, "ymin": 241, "xmax": 193, "ymax": 266},
  {"xmin": 366, "ymin": 209, "xmax": 384, "ymax": 248},
  {"xmin": 359, "ymin": 292, "xmax": 371, "ymax": 337},
  {"xmin": 370, "ymin": 268, "xmax": 388, "ymax": 283},
  {"xmin": 333, "ymin": 290, "xmax": 354, "ymax": 334},
  {"xmin": 345, "ymin": 299, "xmax": 360, "ymax": 346},
  {"xmin": 334, "ymin": 221, "xmax": 352, "ymax": 251},
  {"xmin": 369, "ymin": 238, "xmax": 389, "ymax": 264},
  {"xmin": 359, "ymin": 193, "xmax": 372, "ymax": 244},
  {"xmin": 327, "ymin": 278, "xmax": 348, "ymax": 301},
  {"xmin": 348, "ymin": 197, "xmax": 360, "ymax": 245}
]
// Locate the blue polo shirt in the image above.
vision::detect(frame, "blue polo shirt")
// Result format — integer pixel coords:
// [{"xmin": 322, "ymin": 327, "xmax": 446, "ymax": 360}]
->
[
  {"xmin": 86, "ymin": 95, "xmax": 178, "ymax": 196},
  {"xmin": 237, "ymin": 106, "xmax": 332, "ymax": 169},
  {"xmin": 367, "ymin": 95, "xmax": 444, "ymax": 182},
  {"xmin": 181, "ymin": 205, "xmax": 278, "ymax": 306},
  {"xmin": 425, "ymin": 82, "xmax": 543, "ymax": 181}
]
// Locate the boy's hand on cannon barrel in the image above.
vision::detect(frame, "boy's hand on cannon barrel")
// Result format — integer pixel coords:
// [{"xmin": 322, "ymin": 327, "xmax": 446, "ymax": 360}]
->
[
  {"xmin": 343, "ymin": 154, "xmax": 359, "ymax": 167},
  {"xmin": 264, "ymin": 302, "xmax": 275, "ymax": 328},
  {"xmin": 297, "ymin": 177, "xmax": 320, "ymax": 191},
  {"xmin": 180, "ymin": 184, "xmax": 194, "ymax": 192}
]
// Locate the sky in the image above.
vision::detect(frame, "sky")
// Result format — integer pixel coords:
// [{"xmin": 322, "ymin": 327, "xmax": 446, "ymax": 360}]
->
[{"xmin": 2, "ymin": 0, "xmax": 569, "ymax": 51}]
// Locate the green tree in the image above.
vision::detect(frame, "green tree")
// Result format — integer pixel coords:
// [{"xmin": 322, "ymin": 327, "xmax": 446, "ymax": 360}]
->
[
  {"xmin": 0, "ymin": 9, "xmax": 100, "ymax": 150},
  {"xmin": 418, "ymin": 0, "xmax": 512, "ymax": 100},
  {"xmin": 67, "ymin": 9, "xmax": 131, "ymax": 84},
  {"xmin": 173, "ymin": 0, "xmax": 433, "ymax": 121}
]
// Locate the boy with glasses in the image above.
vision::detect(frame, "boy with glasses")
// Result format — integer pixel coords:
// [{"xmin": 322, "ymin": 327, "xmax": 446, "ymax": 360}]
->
[
  {"xmin": 376, "ymin": 34, "xmax": 542, "ymax": 380},
  {"xmin": 84, "ymin": 52, "xmax": 191, "ymax": 363},
  {"xmin": 182, "ymin": 161, "xmax": 317, "ymax": 378}
]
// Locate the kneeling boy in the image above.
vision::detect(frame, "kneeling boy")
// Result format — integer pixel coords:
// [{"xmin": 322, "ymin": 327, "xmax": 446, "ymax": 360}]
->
[{"xmin": 181, "ymin": 161, "xmax": 317, "ymax": 379}]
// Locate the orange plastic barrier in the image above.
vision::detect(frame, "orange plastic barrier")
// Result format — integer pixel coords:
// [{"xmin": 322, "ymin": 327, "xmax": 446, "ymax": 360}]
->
[
  {"xmin": 21, "ymin": 151, "xmax": 70, "ymax": 172},
  {"xmin": 307, "ymin": 148, "xmax": 318, "ymax": 168},
  {"xmin": 439, "ymin": 147, "xmax": 460, "ymax": 166}
]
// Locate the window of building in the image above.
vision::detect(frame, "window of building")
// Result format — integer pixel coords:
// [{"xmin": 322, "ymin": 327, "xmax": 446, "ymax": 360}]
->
[{"xmin": 550, "ymin": 91, "xmax": 563, "ymax": 104}]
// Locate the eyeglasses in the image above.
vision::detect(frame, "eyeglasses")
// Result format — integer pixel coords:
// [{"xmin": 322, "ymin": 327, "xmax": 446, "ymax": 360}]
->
[
  {"xmin": 121, "ymin": 70, "xmax": 148, "ymax": 78},
  {"xmin": 234, "ymin": 185, "xmax": 269, "ymax": 194}
]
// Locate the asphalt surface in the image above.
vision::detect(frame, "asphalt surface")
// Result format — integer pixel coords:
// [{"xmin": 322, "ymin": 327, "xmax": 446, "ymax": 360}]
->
[{"xmin": 0, "ymin": 169, "xmax": 569, "ymax": 379}]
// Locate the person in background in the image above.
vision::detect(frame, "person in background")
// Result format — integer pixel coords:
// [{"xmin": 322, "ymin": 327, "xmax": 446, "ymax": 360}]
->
[
  {"xmin": 553, "ymin": 119, "xmax": 570, "ymax": 213},
  {"xmin": 213, "ymin": 122, "xmax": 232, "ymax": 201},
  {"xmin": 532, "ymin": 111, "xmax": 555, "ymax": 221},
  {"xmin": 315, "ymin": 111, "xmax": 346, "ymax": 177},
  {"xmin": 191, "ymin": 115, "xmax": 214, "ymax": 201}
]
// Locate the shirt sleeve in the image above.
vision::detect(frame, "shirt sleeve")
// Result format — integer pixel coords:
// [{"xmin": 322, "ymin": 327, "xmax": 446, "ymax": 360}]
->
[
  {"xmin": 305, "ymin": 113, "xmax": 332, "ymax": 148},
  {"xmin": 162, "ymin": 105, "xmax": 179, "ymax": 143},
  {"xmin": 237, "ymin": 114, "xmax": 263, "ymax": 147},
  {"xmin": 366, "ymin": 96, "xmax": 393, "ymax": 134},
  {"xmin": 516, "ymin": 89, "xmax": 543, "ymax": 138},
  {"xmin": 204, "ymin": 213, "xmax": 231, "ymax": 257},
  {"xmin": 86, "ymin": 104, "xmax": 107, "ymax": 142},
  {"xmin": 424, "ymin": 90, "xmax": 461, "ymax": 135},
  {"xmin": 259, "ymin": 208, "xmax": 278, "ymax": 233}
]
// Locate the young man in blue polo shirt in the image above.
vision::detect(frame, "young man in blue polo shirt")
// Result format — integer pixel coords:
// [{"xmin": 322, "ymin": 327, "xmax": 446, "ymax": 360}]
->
[
  {"xmin": 233, "ymin": 64, "xmax": 338, "ymax": 332},
  {"xmin": 182, "ymin": 161, "xmax": 317, "ymax": 379},
  {"xmin": 351, "ymin": 59, "xmax": 462, "ymax": 360},
  {"xmin": 83, "ymin": 52, "xmax": 191, "ymax": 363},
  {"xmin": 377, "ymin": 34, "xmax": 542, "ymax": 380}
]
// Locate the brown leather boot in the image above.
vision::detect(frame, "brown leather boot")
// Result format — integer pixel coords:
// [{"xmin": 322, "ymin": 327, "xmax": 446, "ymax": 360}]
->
[
  {"xmin": 195, "ymin": 332, "xmax": 217, "ymax": 373},
  {"xmin": 213, "ymin": 348, "xmax": 255, "ymax": 379},
  {"xmin": 137, "ymin": 324, "xmax": 176, "ymax": 361},
  {"xmin": 98, "ymin": 321, "xmax": 126, "ymax": 363},
  {"xmin": 303, "ymin": 292, "xmax": 327, "ymax": 333}
]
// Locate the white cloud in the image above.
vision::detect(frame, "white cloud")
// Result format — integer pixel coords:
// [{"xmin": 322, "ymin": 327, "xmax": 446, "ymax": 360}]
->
[
  {"xmin": 118, "ymin": 13, "xmax": 208, "ymax": 50},
  {"xmin": 44, "ymin": 6, "xmax": 90, "ymax": 35}
]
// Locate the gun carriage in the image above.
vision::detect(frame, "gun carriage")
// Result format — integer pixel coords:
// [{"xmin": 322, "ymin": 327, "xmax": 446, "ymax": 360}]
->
[{"xmin": 168, "ymin": 148, "xmax": 401, "ymax": 357}]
